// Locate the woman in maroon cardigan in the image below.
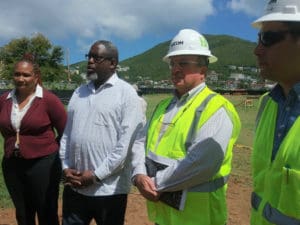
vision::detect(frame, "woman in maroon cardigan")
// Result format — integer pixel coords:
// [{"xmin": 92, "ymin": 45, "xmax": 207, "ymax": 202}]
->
[{"xmin": 0, "ymin": 54, "xmax": 67, "ymax": 225}]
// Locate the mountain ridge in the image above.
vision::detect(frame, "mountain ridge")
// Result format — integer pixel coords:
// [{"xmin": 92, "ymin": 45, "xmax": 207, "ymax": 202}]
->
[{"xmin": 71, "ymin": 34, "xmax": 258, "ymax": 81}]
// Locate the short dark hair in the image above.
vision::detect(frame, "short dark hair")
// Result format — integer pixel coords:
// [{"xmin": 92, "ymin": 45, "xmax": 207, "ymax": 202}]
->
[{"xmin": 93, "ymin": 40, "xmax": 119, "ymax": 65}]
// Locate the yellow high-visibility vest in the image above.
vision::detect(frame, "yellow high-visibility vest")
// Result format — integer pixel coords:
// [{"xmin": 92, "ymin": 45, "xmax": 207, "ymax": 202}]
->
[
  {"xmin": 146, "ymin": 87, "xmax": 241, "ymax": 225},
  {"xmin": 251, "ymin": 94, "xmax": 300, "ymax": 225}
]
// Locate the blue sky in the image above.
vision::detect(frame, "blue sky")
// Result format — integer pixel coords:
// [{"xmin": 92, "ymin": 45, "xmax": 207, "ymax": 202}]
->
[{"xmin": 0, "ymin": 0, "xmax": 266, "ymax": 65}]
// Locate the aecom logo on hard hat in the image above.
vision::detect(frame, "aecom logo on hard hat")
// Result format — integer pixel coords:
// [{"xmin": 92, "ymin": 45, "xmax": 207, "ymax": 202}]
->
[
  {"xmin": 170, "ymin": 37, "xmax": 208, "ymax": 48},
  {"xmin": 267, "ymin": 0, "xmax": 277, "ymax": 11},
  {"xmin": 170, "ymin": 41, "xmax": 184, "ymax": 47}
]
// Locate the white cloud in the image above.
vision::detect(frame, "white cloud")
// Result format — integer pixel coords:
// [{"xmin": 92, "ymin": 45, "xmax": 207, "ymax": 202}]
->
[
  {"xmin": 1, "ymin": 0, "xmax": 264, "ymax": 62},
  {"xmin": 227, "ymin": 0, "xmax": 266, "ymax": 17},
  {"xmin": 0, "ymin": 0, "xmax": 214, "ymax": 42}
]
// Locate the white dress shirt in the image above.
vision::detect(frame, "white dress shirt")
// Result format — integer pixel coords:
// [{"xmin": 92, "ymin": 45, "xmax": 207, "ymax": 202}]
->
[{"xmin": 60, "ymin": 73, "xmax": 143, "ymax": 196}]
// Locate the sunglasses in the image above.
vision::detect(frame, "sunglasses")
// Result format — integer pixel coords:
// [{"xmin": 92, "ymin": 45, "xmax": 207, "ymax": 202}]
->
[
  {"xmin": 85, "ymin": 54, "xmax": 111, "ymax": 63},
  {"xmin": 257, "ymin": 30, "xmax": 300, "ymax": 47}
]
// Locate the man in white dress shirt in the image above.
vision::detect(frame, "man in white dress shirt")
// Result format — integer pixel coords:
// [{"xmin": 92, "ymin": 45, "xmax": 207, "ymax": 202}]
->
[{"xmin": 59, "ymin": 40, "xmax": 144, "ymax": 225}]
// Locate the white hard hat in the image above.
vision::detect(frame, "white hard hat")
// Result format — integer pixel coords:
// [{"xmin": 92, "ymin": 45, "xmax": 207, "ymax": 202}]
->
[
  {"xmin": 163, "ymin": 29, "xmax": 217, "ymax": 64},
  {"xmin": 252, "ymin": 0, "xmax": 300, "ymax": 28}
]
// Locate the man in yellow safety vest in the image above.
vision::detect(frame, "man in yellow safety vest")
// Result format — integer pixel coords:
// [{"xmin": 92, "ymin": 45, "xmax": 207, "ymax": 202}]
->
[
  {"xmin": 251, "ymin": 0, "xmax": 300, "ymax": 224},
  {"xmin": 131, "ymin": 28, "xmax": 241, "ymax": 225}
]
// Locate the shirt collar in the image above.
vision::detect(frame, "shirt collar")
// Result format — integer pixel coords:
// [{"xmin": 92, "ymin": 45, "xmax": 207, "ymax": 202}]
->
[
  {"xmin": 269, "ymin": 82, "xmax": 300, "ymax": 103},
  {"xmin": 175, "ymin": 82, "xmax": 206, "ymax": 103},
  {"xmin": 88, "ymin": 73, "xmax": 118, "ymax": 92},
  {"xmin": 7, "ymin": 84, "xmax": 43, "ymax": 99}
]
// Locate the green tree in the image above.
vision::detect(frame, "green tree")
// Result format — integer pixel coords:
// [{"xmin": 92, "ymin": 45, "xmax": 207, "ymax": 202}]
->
[
  {"xmin": 49, "ymin": 46, "xmax": 64, "ymax": 67},
  {"xmin": 0, "ymin": 33, "xmax": 67, "ymax": 82}
]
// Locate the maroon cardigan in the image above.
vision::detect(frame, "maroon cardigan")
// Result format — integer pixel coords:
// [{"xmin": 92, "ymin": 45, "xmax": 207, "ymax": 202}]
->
[{"xmin": 0, "ymin": 89, "xmax": 67, "ymax": 159}]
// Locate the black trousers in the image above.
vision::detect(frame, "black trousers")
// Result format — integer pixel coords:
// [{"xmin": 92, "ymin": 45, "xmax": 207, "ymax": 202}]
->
[
  {"xmin": 62, "ymin": 186, "xmax": 127, "ymax": 225},
  {"xmin": 2, "ymin": 151, "xmax": 61, "ymax": 225}
]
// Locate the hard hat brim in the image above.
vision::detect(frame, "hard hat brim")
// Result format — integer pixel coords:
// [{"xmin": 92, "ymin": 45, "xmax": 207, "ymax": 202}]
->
[
  {"xmin": 252, "ymin": 13, "xmax": 300, "ymax": 28},
  {"xmin": 163, "ymin": 50, "xmax": 218, "ymax": 64}
]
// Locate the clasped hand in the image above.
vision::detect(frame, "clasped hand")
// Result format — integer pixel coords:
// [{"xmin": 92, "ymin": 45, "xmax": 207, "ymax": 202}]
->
[
  {"xmin": 63, "ymin": 168, "xmax": 95, "ymax": 188},
  {"xmin": 134, "ymin": 174, "xmax": 160, "ymax": 202}
]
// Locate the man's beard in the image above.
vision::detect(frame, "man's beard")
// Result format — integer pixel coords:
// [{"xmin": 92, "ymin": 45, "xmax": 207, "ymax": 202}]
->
[{"xmin": 87, "ymin": 73, "xmax": 98, "ymax": 81}]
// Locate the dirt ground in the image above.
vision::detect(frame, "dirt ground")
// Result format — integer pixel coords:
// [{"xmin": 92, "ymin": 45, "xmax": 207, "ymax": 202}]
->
[{"xmin": 0, "ymin": 176, "xmax": 251, "ymax": 225}]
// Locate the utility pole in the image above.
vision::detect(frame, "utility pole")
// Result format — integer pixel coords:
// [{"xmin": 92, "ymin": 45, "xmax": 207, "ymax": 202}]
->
[{"xmin": 66, "ymin": 48, "xmax": 71, "ymax": 82}]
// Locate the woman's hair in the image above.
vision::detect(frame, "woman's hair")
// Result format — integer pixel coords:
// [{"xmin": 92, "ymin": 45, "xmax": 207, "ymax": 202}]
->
[{"xmin": 17, "ymin": 53, "xmax": 42, "ymax": 85}]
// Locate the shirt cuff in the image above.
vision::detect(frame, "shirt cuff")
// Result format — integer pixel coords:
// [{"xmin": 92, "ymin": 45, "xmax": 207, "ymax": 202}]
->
[
  {"xmin": 61, "ymin": 160, "xmax": 70, "ymax": 170},
  {"xmin": 131, "ymin": 165, "xmax": 147, "ymax": 180}
]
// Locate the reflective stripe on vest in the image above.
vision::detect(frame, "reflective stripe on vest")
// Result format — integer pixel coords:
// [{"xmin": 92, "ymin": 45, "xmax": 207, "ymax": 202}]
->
[
  {"xmin": 185, "ymin": 93, "xmax": 216, "ymax": 151},
  {"xmin": 188, "ymin": 175, "xmax": 229, "ymax": 192},
  {"xmin": 147, "ymin": 151, "xmax": 229, "ymax": 193},
  {"xmin": 251, "ymin": 192, "xmax": 300, "ymax": 225}
]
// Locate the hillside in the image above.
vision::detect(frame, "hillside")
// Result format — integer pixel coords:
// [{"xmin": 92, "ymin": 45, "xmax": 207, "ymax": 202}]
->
[{"xmin": 71, "ymin": 34, "xmax": 257, "ymax": 81}]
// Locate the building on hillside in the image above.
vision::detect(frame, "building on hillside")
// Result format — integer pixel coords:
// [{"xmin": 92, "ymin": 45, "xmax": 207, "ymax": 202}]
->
[
  {"xmin": 207, "ymin": 70, "xmax": 219, "ymax": 82},
  {"xmin": 229, "ymin": 73, "xmax": 246, "ymax": 81},
  {"xmin": 228, "ymin": 65, "xmax": 237, "ymax": 70},
  {"xmin": 117, "ymin": 65, "xmax": 130, "ymax": 72}
]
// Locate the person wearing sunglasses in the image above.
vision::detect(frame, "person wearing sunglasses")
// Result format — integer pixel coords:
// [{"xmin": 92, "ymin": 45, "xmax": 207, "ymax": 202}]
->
[
  {"xmin": 251, "ymin": 1, "xmax": 300, "ymax": 225},
  {"xmin": 59, "ymin": 40, "xmax": 144, "ymax": 225},
  {"xmin": 131, "ymin": 29, "xmax": 241, "ymax": 225}
]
